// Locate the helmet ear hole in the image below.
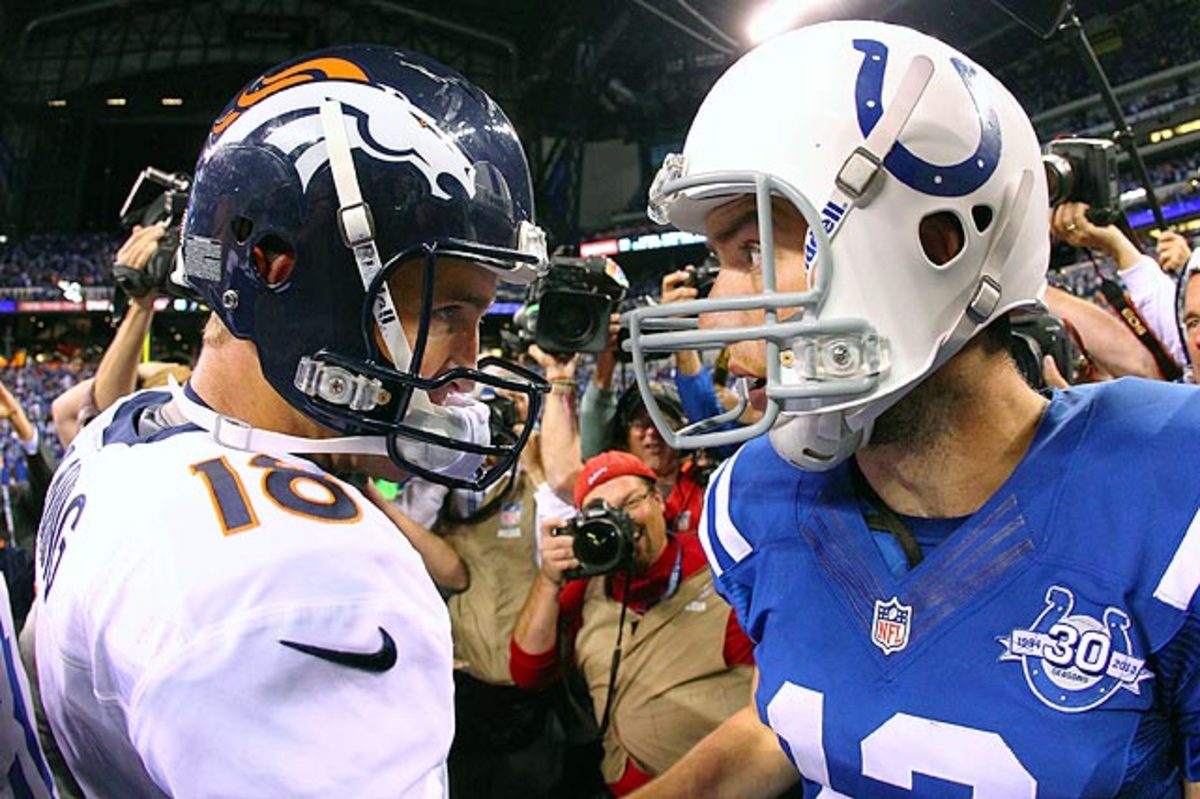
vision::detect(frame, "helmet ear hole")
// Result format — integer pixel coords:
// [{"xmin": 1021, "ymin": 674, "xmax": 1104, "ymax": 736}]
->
[
  {"xmin": 971, "ymin": 205, "xmax": 994, "ymax": 234},
  {"xmin": 231, "ymin": 216, "xmax": 254, "ymax": 245},
  {"xmin": 919, "ymin": 211, "xmax": 965, "ymax": 266}
]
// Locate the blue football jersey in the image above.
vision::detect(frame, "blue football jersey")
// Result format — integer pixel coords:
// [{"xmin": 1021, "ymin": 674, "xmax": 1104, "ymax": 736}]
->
[{"xmin": 701, "ymin": 379, "xmax": 1200, "ymax": 798}]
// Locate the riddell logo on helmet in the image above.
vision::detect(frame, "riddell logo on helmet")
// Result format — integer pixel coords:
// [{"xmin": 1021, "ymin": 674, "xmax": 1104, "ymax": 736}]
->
[
  {"xmin": 212, "ymin": 58, "xmax": 371, "ymax": 136},
  {"xmin": 804, "ymin": 200, "xmax": 847, "ymax": 268}
]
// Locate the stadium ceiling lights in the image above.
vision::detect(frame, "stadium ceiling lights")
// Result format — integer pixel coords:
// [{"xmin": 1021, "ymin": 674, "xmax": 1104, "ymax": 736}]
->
[
  {"xmin": 746, "ymin": 0, "xmax": 804, "ymax": 44},
  {"xmin": 161, "ymin": 97, "xmax": 184, "ymax": 107},
  {"xmin": 46, "ymin": 99, "xmax": 67, "ymax": 108},
  {"xmin": 105, "ymin": 98, "xmax": 127, "ymax": 107}
]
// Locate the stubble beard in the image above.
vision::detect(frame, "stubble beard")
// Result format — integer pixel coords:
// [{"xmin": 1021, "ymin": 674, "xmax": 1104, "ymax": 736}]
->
[{"xmin": 866, "ymin": 364, "xmax": 971, "ymax": 454}]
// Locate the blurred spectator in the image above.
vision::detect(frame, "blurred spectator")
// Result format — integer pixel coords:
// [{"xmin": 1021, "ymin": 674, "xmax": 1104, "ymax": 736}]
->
[
  {"xmin": 0, "ymin": 233, "xmax": 121, "ymax": 297},
  {"xmin": 0, "ymin": 378, "xmax": 53, "ymax": 631},
  {"xmin": 510, "ymin": 451, "xmax": 753, "ymax": 796}
]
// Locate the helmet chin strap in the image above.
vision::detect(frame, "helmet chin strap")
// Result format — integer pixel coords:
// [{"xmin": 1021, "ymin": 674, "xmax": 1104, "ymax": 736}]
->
[
  {"xmin": 318, "ymin": 98, "xmax": 438, "ymax": 418},
  {"xmin": 167, "ymin": 378, "xmax": 488, "ymax": 481}
]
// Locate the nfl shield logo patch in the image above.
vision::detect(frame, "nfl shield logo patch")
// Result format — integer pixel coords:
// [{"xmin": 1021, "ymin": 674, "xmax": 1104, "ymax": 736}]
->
[{"xmin": 872, "ymin": 597, "xmax": 912, "ymax": 655}]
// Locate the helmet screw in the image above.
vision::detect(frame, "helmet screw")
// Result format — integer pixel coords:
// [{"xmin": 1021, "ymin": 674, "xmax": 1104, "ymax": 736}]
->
[
  {"xmin": 221, "ymin": 290, "xmax": 239, "ymax": 310},
  {"xmin": 328, "ymin": 377, "xmax": 347, "ymax": 396},
  {"xmin": 378, "ymin": 389, "xmax": 392, "ymax": 405},
  {"xmin": 780, "ymin": 350, "xmax": 796, "ymax": 368},
  {"xmin": 830, "ymin": 343, "xmax": 852, "ymax": 366}
]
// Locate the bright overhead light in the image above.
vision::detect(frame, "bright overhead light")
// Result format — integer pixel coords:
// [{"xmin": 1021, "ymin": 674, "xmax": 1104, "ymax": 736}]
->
[
  {"xmin": 47, "ymin": 99, "xmax": 67, "ymax": 108},
  {"xmin": 105, "ymin": 97, "xmax": 127, "ymax": 107},
  {"xmin": 746, "ymin": 0, "xmax": 804, "ymax": 44},
  {"xmin": 161, "ymin": 97, "xmax": 183, "ymax": 107}
]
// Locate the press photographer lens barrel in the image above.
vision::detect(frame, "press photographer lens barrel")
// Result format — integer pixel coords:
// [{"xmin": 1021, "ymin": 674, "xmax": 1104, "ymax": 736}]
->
[{"xmin": 554, "ymin": 501, "xmax": 635, "ymax": 579}]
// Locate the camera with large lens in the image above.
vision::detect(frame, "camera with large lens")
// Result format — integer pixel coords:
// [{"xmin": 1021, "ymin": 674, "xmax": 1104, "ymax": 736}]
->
[
  {"xmin": 553, "ymin": 500, "xmax": 635, "ymax": 579},
  {"xmin": 1043, "ymin": 138, "xmax": 1120, "ymax": 226},
  {"xmin": 116, "ymin": 166, "xmax": 194, "ymax": 299},
  {"xmin": 515, "ymin": 255, "xmax": 629, "ymax": 354},
  {"xmin": 1009, "ymin": 310, "xmax": 1078, "ymax": 392}
]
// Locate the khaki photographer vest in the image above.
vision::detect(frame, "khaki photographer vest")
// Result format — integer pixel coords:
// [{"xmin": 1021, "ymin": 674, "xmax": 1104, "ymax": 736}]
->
[
  {"xmin": 441, "ymin": 473, "xmax": 540, "ymax": 686},
  {"xmin": 575, "ymin": 568, "xmax": 753, "ymax": 783}
]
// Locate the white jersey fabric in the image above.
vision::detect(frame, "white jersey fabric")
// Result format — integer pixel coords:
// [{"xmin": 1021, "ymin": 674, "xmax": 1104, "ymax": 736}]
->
[{"xmin": 35, "ymin": 389, "xmax": 453, "ymax": 798}]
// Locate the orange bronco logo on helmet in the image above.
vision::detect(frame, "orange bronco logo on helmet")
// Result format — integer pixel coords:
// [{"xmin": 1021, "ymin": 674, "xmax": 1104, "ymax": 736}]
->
[{"xmin": 211, "ymin": 57, "xmax": 370, "ymax": 136}]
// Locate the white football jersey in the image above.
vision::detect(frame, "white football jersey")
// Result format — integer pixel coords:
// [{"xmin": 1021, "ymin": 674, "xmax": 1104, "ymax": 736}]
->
[{"xmin": 35, "ymin": 390, "xmax": 453, "ymax": 798}]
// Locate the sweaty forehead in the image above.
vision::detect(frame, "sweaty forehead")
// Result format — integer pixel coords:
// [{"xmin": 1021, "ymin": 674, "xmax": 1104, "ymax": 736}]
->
[
  {"xmin": 388, "ymin": 256, "xmax": 497, "ymax": 309},
  {"xmin": 705, "ymin": 197, "xmax": 759, "ymax": 242}
]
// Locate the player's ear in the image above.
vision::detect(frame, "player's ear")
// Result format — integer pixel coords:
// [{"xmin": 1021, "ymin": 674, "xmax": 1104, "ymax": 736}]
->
[
  {"xmin": 253, "ymin": 236, "xmax": 295, "ymax": 287},
  {"xmin": 918, "ymin": 212, "xmax": 965, "ymax": 265}
]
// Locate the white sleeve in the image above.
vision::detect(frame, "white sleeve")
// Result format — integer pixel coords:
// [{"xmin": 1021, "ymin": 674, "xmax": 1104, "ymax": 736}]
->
[
  {"xmin": 1120, "ymin": 255, "xmax": 1186, "ymax": 366},
  {"xmin": 533, "ymin": 482, "xmax": 576, "ymax": 568},
  {"xmin": 393, "ymin": 478, "xmax": 450, "ymax": 530},
  {"xmin": 128, "ymin": 592, "xmax": 452, "ymax": 798}
]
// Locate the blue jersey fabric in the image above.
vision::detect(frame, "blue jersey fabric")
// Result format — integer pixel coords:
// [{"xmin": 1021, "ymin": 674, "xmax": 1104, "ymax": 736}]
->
[{"xmin": 700, "ymin": 379, "xmax": 1200, "ymax": 797}]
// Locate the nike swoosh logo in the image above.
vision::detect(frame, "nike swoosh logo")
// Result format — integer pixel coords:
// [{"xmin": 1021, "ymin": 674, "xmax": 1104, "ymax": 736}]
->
[{"xmin": 279, "ymin": 627, "xmax": 397, "ymax": 673}]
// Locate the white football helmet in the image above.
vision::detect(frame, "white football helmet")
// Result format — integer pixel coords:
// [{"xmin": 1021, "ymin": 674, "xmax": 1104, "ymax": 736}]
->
[{"xmin": 624, "ymin": 20, "xmax": 1049, "ymax": 470}]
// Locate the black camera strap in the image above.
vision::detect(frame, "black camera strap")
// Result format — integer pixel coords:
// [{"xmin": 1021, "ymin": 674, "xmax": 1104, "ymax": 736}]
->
[
  {"xmin": 1096, "ymin": 274, "xmax": 1183, "ymax": 381},
  {"xmin": 597, "ymin": 542, "xmax": 684, "ymax": 737}
]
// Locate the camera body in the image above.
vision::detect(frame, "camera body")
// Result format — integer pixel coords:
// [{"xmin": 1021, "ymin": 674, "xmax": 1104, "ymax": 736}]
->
[
  {"xmin": 514, "ymin": 256, "xmax": 628, "ymax": 354},
  {"xmin": 1043, "ymin": 138, "xmax": 1120, "ymax": 226},
  {"xmin": 1009, "ymin": 310, "xmax": 1077, "ymax": 392},
  {"xmin": 478, "ymin": 391, "xmax": 520, "ymax": 447},
  {"xmin": 681, "ymin": 255, "xmax": 720, "ymax": 299},
  {"xmin": 552, "ymin": 500, "xmax": 635, "ymax": 579},
  {"xmin": 116, "ymin": 166, "xmax": 194, "ymax": 299}
]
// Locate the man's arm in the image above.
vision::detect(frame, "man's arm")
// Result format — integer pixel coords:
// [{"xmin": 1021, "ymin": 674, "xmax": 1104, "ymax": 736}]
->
[
  {"xmin": 509, "ymin": 517, "xmax": 579, "ymax": 688},
  {"xmin": 528, "ymin": 346, "xmax": 583, "ymax": 501},
  {"xmin": 629, "ymin": 695, "xmax": 797, "ymax": 799},
  {"xmin": 50, "ymin": 378, "xmax": 95, "ymax": 449},
  {"xmin": 1044, "ymin": 286, "xmax": 1164, "ymax": 379},
  {"xmin": 1050, "ymin": 202, "xmax": 1185, "ymax": 368},
  {"xmin": 362, "ymin": 481, "xmax": 467, "ymax": 593},
  {"xmin": 92, "ymin": 224, "xmax": 167, "ymax": 411}
]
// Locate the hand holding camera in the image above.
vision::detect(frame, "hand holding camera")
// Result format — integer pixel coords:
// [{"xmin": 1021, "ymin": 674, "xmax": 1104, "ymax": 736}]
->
[
  {"xmin": 542, "ymin": 501, "xmax": 636, "ymax": 583},
  {"xmin": 115, "ymin": 166, "xmax": 193, "ymax": 301},
  {"xmin": 661, "ymin": 268, "xmax": 700, "ymax": 305},
  {"xmin": 1050, "ymin": 202, "xmax": 1143, "ymax": 269},
  {"xmin": 538, "ymin": 517, "xmax": 581, "ymax": 587},
  {"xmin": 113, "ymin": 223, "xmax": 169, "ymax": 310}
]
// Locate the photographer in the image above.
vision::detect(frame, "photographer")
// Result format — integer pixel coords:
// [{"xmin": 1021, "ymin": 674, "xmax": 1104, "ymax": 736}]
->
[
  {"xmin": 50, "ymin": 222, "xmax": 186, "ymax": 447},
  {"xmin": 1050, "ymin": 201, "xmax": 1186, "ymax": 375},
  {"xmin": 660, "ymin": 266, "xmax": 755, "ymax": 455},
  {"xmin": 509, "ymin": 450, "xmax": 753, "ymax": 796}
]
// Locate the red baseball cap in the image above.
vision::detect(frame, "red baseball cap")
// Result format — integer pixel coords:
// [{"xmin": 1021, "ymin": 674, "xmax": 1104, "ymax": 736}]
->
[{"xmin": 574, "ymin": 450, "xmax": 657, "ymax": 509}]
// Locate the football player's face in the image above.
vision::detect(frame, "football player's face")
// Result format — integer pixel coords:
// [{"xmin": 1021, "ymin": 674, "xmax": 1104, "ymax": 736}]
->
[
  {"xmin": 385, "ymin": 257, "xmax": 498, "ymax": 404},
  {"xmin": 702, "ymin": 196, "xmax": 810, "ymax": 408},
  {"xmin": 582, "ymin": 475, "xmax": 667, "ymax": 573}
]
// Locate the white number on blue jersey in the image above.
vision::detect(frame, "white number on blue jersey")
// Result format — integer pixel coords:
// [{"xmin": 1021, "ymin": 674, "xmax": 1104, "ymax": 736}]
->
[{"xmin": 767, "ymin": 682, "xmax": 1036, "ymax": 797}]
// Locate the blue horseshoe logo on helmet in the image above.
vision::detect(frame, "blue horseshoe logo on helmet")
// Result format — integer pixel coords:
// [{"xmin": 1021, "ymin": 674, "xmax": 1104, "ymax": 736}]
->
[{"xmin": 853, "ymin": 39, "xmax": 1001, "ymax": 197}]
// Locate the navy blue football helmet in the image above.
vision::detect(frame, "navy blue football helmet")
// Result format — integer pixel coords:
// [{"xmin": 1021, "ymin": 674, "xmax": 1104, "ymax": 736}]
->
[{"xmin": 180, "ymin": 45, "xmax": 548, "ymax": 489}]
